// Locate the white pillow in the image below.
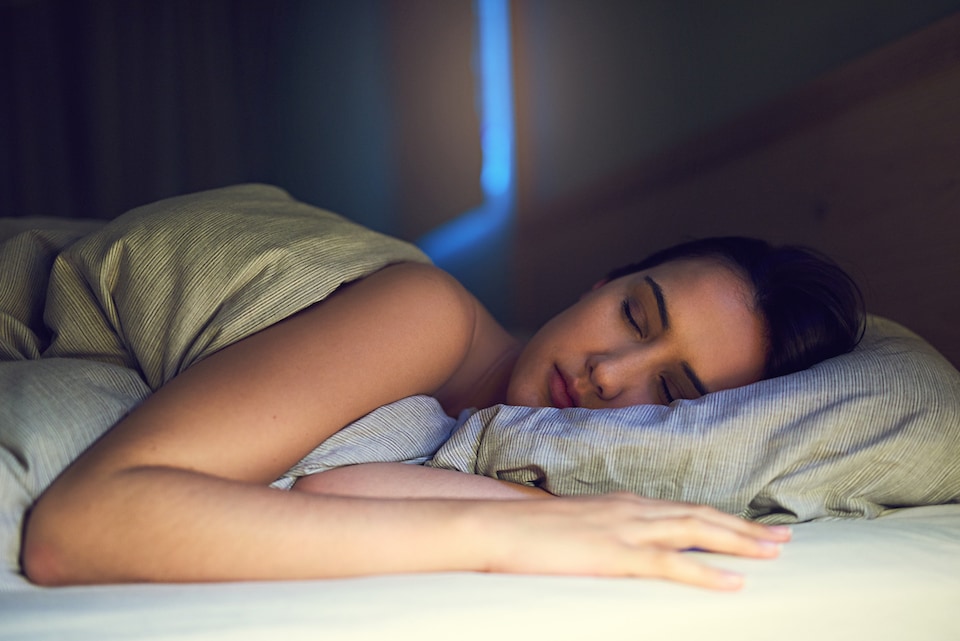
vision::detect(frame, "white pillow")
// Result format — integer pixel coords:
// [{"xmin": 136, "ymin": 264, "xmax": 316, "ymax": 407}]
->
[{"xmin": 0, "ymin": 359, "xmax": 149, "ymax": 591}]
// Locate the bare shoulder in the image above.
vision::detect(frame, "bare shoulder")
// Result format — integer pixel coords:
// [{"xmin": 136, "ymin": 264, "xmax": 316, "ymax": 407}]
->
[
  {"xmin": 335, "ymin": 262, "xmax": 481, "ymax": 364},
  {"xmin": 201, "ymin": 259, "xmax": 484, "ymax": 446},
  {"xmin": 353, "ymin": 262, "xmax": 478, "ymax": 322},
  {"xmin": 336, "ymin": 262, "xmax": 519, "ymax": 414}
]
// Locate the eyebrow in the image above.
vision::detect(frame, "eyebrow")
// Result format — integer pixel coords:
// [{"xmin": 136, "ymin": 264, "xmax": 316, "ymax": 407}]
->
[
  {"xmin": 645, "ymin": 276, "xmax": 709, "ymax": 396},
  {"xmin": 644, "ymin": 276, "xmax": 669, "ymax": 330}
]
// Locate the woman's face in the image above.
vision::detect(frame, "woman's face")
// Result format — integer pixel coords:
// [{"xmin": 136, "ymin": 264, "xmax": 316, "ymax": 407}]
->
[{"xmin": 507, "ymin": 258, "xmax": 768, "ymax": 408}]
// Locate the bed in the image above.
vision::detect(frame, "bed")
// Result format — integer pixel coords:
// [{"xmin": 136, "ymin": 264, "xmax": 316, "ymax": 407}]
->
[
  {"xmin": 2, "ymin": 506, "xmax": 958, "ymax": 641},
  {"xmin": 3, "ymin": 15, "xmax": 960, "ymax": 641},
  {"xmin": 2, "ymin": 186, "xmax": 958, "ymax": 640}
]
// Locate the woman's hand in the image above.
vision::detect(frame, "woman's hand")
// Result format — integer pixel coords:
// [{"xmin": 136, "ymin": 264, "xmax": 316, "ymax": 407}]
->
[
  {"xmin": 466, "ymin": 493, "xmax": 789, "ymax": 590},
  {"xmin": 294, "ymin": 465, "xmax": 787, "ymax": 590}
]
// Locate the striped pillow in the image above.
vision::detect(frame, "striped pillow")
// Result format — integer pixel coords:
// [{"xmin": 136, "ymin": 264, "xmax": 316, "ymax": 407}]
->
[
  {"xmin": 430, "ymin": 316, "xmax": 960, "ymax": 522},
  {"xmin": 0, "ymin": 359, "xmax": 149, "ymax": 591}
]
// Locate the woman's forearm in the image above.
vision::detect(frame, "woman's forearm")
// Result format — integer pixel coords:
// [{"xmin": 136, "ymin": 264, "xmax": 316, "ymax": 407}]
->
[
  {"xmin": 23, "ymin": 466, "xmax": 500, "ymax": 585},
  {"xmin": 23, "ymin": 465, "xmax": 791, "ymax": 590},
  {"xmin": 291, "ymin": 463, "xmax": 553, "ymax": 500}
]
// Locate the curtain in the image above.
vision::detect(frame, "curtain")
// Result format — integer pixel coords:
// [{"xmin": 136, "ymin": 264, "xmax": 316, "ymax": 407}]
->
[{"xmin": 1, "ymin": 0, "xmax": 286, "ymax": 220}]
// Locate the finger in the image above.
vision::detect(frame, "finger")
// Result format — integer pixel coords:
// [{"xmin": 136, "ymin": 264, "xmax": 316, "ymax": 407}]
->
[
  {"xmin": 668, "ymin": 505, "xmax": 792, "ymax": 544},
  {"xmin": 623, "ymin": 516, "xmax": 784, "ymax": 559},
  {"xmin": 605, "ymin": 495, "xmax": 792, "ymax": 543},
  {"xmin": 630, "ymin": 548, "xmax": 746, "ymax": 591}
]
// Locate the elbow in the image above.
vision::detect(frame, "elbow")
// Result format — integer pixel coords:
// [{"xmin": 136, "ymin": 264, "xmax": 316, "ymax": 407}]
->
[
  {"xmin": 20, "ymin": 537, "xmax": 63, "ymax": 587},
  {"xmin": 21, "ymin": 501, "xmax": 78, "ymax": 587}
]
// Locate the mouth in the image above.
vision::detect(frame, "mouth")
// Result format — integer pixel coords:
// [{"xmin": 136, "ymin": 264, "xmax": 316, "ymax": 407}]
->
[{"xmin": 548, "ymin": 366, "xmax": 577, "ymax": 409}]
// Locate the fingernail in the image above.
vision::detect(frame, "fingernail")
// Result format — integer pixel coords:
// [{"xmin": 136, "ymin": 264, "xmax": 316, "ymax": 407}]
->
[
  {"xmin": 719, "ymin": 571, "xmax": 744, "ymax": 590},
  {"xmin": 767, "ymin": 525, "xmax": 792, "ymax": 538},
  {"xmin": 758, "ymin": 540, "xmax": 782, "ymax": 555}
]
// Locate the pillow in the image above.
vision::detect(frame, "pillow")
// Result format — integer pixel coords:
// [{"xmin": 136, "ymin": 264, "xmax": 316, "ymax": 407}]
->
[
  {"xmin": 0, "ymin": 359, "xmax": 149, "ymax": 591},
  {"xmin": 428, "ymin": 315, "xmax": 960, "ymax": 523},
  {"xmin": 277, "ymin": 315, "xmax": 960, "ymax": 524}
]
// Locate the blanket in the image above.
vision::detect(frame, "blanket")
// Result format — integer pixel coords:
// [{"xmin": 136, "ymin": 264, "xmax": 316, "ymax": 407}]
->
[
  {"xmin": 0, "ymin": 184, "xmax": 430, "ymax": 589},
  {"xmin": 15, "ymin": 183, "xmax": 431, "ymax": 387}
]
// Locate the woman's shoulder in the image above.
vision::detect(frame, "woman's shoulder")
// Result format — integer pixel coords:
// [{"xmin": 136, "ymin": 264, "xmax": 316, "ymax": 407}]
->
[
  {"xmin": 318, "ymin": 261, "xmax": 484, "ymax": 371},
  {"xmin": 318, "ymin": 261, "xmax": 518, "ymax": 414},
  {"xmin": 386, "ymin": 264, "xmax": 520, "ymax": 413},
  {"xmin": 356, "ymin": 262, "xmax": 480, "ymax": 326}
]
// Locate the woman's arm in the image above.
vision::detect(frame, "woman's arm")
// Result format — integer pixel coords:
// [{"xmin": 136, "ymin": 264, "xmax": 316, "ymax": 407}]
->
[
  {"xmin": 23, "ymin": 263, "xmax": 483, "ymax": 583},
  {"xmin": 292, "ymin": 463, "xmax": 554, "ymax": 499},
  {"xmin": 289, "ymin": 464, "xmax": 791, "ymax": 590}
]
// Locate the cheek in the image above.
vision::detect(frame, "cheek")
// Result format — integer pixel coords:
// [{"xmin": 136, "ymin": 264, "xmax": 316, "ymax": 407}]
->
[
  {"xmin": 505, "ymin": 317, "xmax": 567, "ymax": 405},
  {"xmin": 505, "ymin": 300, "xmax": 594, "ymax": 405},
  {"xmin": 505, "ymin": 341, "xmax": 544, "ymax": 405}
]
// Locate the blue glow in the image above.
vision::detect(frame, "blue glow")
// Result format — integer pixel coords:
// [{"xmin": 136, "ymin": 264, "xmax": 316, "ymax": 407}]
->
[
  {"xmin": 477, "ymin": 0, "xmax": 515, "ymax": 200},
  {"xmin": 416, "ymin": 202, "xmax": 510, "ymax": 260},
  {"xmin": 417, "ymin": 0, "xmax": 515, "ymax": 264}
]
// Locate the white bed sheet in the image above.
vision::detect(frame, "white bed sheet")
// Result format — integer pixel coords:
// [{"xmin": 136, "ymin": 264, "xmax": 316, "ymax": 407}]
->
[{"xmin": 2, "ymin": 504, "xmax": 958, "ymax": 641}]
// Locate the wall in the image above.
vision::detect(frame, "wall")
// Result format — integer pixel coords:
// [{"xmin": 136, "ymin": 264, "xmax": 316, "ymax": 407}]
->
[
  {"xmin": 0, "ymin": 0, "xmax": 481, "ymax": 241},
  {"xmin": 3, "ymin": 1, "xmax": 959, "ymax": 328},
  {"xmin": 511, "ymin": 0, "xmax": 960, "ymax": 219},
  {"xmin": 508, "ymin": 9, "xmax": 960, "ymax": 367}
]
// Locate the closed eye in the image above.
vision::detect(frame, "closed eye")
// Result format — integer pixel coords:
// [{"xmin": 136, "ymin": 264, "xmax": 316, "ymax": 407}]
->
[
  {"xmin": 621, "ymin": 299, "xmax": 644, "ymax": 337},
  {"xmin": 659, "ymin": 376, "xmax": 676, "ymax": 404}
]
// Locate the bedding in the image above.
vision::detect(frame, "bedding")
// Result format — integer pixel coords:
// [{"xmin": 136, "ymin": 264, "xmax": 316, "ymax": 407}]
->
[
  {"xmin": 429, "ymin": 315, "xmax": 960, "ymax": 522},
  {"xmin": 0, "ymin": 359, "xmax": 150, "ymax": 591},
  {"xmin": 282, "ymin": 315, "xmax": 960, "ymax": 525},
  {"xmin": 1, "ymin": 183, "xmax": 430, "ymax": 591},
  {"xmin": 2, "ymin": 504, "xmax": 959, "ymax": 639},
  {"xmin": 8, "ymin": 183, "xmax": 432, "ymax": 387},
  {"xmin": 1, "ymin": 184, "xmax": 959, "ymax": 598}
]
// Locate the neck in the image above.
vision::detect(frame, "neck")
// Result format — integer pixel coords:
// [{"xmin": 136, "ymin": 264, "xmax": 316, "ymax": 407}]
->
[
  {"xmin": 473, "ymin": 340, "xmax": 523, "ymax": 408},
  {"xmin": 437, "ymin": 336, "xmax": 523, "ymax": 417}
]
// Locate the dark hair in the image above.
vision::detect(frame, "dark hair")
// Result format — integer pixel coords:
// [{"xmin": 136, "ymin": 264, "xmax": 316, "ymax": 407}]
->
[{"xmin": 604, "ymin": 237, "xmax": 866, "ymax": 379}]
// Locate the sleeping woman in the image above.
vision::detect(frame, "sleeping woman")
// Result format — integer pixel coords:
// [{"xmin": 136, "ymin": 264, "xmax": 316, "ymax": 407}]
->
[{"xmin": 21, "ymin": 223, "xmax": 863, "ymax": 591}]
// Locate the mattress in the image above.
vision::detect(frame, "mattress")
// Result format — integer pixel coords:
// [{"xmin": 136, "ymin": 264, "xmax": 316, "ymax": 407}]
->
[{"xmin": 2, "ymin": 504, "xmax": 958, "ymax": 641}]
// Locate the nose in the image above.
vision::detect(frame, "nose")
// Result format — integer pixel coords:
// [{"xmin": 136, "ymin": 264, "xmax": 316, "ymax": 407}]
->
[{"xmin": 586, "ymin": 347, "xmax": 657, "ymax": 407}]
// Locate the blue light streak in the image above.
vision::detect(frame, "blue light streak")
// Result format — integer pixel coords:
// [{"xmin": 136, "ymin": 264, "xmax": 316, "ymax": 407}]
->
[
  {"xmin": 417, "ymin": 0, "xmax": 515, "ymax": 264},
  {"xmin": 477, "ymin": 0, "xmax": 515, "ymax": 201}
]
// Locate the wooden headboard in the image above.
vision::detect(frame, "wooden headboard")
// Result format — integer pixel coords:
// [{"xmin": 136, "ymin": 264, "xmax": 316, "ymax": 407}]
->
[{"xmin": 512, "ymin": 12, "xmax": 960, "ymax": 369}]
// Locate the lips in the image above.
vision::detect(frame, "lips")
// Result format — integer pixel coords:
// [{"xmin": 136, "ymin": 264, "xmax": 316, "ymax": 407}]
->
[{"xmin": 548, "ymin": 366, "xmax": 576, "ymax": 409}]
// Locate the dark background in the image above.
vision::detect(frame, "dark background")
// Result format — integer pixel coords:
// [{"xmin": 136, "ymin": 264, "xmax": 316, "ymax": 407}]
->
[{"xmin": 3, "ymin": 0, "xmax": 959, "ymax": 323}]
